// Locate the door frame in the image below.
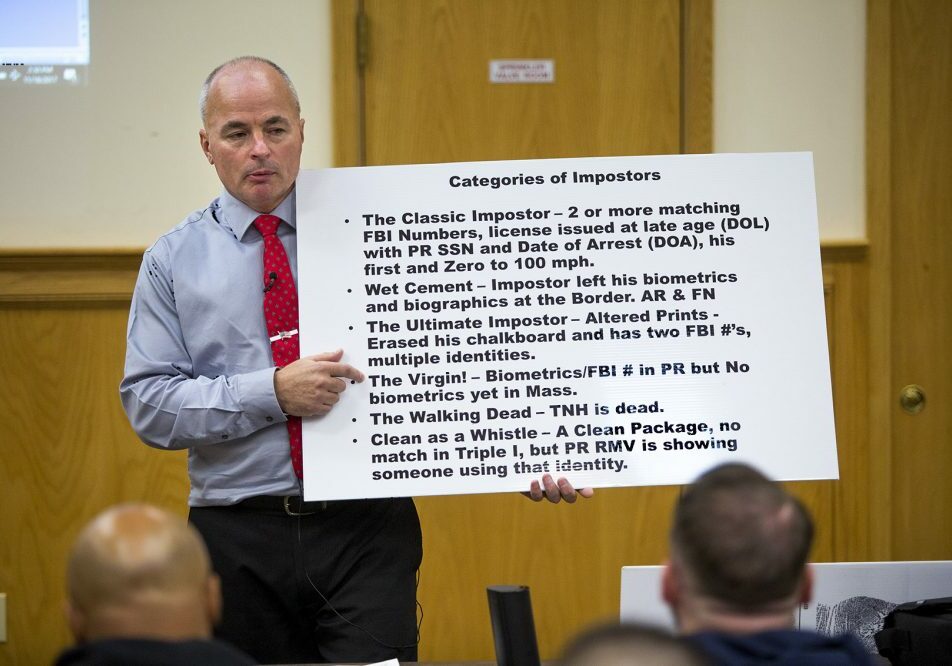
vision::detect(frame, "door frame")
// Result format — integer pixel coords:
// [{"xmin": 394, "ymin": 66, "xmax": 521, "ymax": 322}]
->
[{"xmin": 865, "ymin": 0, "xmax": 893, "ymax": 560}]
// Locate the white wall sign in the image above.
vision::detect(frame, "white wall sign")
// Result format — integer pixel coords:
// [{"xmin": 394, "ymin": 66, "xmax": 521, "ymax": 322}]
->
[
  {"xmin": 489, "ymin": 59, "xmax": 554, "ymax": 83},
  {"xmin": 296, "ymin": 153, "xmax": 837, "ymax": 501}
]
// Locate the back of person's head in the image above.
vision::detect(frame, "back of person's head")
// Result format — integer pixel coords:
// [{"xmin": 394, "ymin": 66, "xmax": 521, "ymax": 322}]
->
[
  {"xmin": 666, "ymin": 463, "xmax": 814, "ymax": 619},
  {"xmin": 561, "ymin": 622, "xmax": 712, "ymax": 666},
  {"xmin": 65, "ymin": 503, "xmax": 221, "ymax": 642}
]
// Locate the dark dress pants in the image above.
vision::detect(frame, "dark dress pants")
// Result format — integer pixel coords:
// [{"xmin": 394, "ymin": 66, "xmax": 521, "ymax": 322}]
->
[{"xmin": 189, "ymin": 496, "xmax": 421, "ymax": 664}]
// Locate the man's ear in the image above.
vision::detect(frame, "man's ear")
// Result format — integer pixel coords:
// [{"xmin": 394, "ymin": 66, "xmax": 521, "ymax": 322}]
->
[
  {"xmin": 205, "ymin": 573, "xmax": 223, "ymax": 627},
  {"xmin": 662, "ymin": 558, "xmax": 680, "ymax": 607},
  {"xmin": 199, "ymin": 129, "xmax": 213, "ymax": 164},
  {"xmin": 798, "ymin": 564, "xmax": 814, "ymax": 604},
  {"xmin": 299, "ymin": 117, "xmax": 305, "ymax": 143},
  {"xmin": 65, "ymin": 598, "xmax": 87, "ymax": 643}
]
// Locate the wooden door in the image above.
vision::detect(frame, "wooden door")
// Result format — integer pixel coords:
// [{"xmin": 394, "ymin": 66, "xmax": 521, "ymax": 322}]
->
[
  {"xmin": 332, "ymin": 1, "xmax": 709, "ymax": 660},
  {"xmin": 869, "ymin": 0, "xmax": 952, "ymax": 559}
]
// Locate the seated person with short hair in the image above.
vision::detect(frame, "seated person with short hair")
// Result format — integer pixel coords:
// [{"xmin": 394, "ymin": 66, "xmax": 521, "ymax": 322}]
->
[
  {"xmin": 56, "ymin": 503, "xmax": 254, "ymax": 665},
  {"xmin": 662, "ymin": 463, "xmax": 871, "ymax": 665}
]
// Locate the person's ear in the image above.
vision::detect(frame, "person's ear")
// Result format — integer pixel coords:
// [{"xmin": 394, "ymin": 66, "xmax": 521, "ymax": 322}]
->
[
  {"xmin": 200, "ymin": 129, "xmax": 213, "ymax": 164},
  {"xmin": 65, "ymin": 598, "xmax": 87, "ymax": 643},
  {"xmin": 662, "ymin": 558, "xmax": 680, "ymax": 607},
  {"xmin": 206, "ymin": 573, "xmax": 223, "ymax": 626},
  {"xmin": 798, "ymin": 564, "xmax": 814, "ymax": 604}
]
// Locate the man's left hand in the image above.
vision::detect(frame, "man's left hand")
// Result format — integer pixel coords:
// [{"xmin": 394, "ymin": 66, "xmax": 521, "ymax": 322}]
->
[{"xmin": 524, "ymin": 474, "xmax": 594, "ymax": 503}]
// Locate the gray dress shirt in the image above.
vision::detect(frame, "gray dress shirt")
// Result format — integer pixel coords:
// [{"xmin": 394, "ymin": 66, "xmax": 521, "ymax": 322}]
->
[{"xmin": 121, "ymin": 189, "xmax": 302, "ymax": 506}]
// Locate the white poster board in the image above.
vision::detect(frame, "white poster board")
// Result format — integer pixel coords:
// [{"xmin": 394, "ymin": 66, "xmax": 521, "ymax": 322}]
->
[
  {"xmin": 296, "ymin": 153, "xmax": 836, "ymax": 501},
  {"xmin": 621, "ymin": 562, "xmax": 952, "ymax": 653}
]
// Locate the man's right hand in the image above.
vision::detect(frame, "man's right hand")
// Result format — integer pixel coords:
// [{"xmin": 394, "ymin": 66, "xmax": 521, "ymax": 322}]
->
[{"xmin": 274, "ymin": 349, "xmax": 365, "ymax": 417}]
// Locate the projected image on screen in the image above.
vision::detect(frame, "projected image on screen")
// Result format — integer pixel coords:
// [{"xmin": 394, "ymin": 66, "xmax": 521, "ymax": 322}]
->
[{"xmin": 0, "ymin": 0, "xmax": 89, "ymax": 86}]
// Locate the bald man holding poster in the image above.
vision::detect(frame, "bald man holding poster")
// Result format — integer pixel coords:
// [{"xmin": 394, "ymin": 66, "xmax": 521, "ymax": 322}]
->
[{"xmin": 120, "ymin": 56, "xmax": 589, "ymax": 664}]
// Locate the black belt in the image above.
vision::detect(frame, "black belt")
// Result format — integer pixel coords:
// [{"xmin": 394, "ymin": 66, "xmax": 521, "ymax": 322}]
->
[{"xmin": 236, "ymin": 495, "xmax": 327, "ymax": 516}]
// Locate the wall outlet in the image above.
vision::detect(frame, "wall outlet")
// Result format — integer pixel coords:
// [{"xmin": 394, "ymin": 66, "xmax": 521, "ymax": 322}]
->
[{"xmin": 0, "ymin": 592, "xmax": 6, "ymax": 642}]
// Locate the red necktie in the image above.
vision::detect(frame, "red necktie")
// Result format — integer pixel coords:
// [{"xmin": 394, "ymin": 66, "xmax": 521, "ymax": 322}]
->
[{"xmin": 254, "ymin": 215, "xmax": 303, "ymax": 479}]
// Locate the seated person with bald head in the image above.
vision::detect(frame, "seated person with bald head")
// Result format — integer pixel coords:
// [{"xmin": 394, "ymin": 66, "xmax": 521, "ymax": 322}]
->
[
  {"xmin": 662, "ymin": 463, "xmax": 871, "ymax": 665},
  {"xmin": 56, "ymin": 503, "xmax": 254, "ymax": 665},
  {"xmin": 562, "ymin": 622, "xmax": 712, "ymax": 666}
]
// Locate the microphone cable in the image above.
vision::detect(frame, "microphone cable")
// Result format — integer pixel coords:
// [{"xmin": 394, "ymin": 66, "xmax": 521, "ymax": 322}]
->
[{"xmin": 295, "ymin": 509, "xmax": 423, "ymax": 651}]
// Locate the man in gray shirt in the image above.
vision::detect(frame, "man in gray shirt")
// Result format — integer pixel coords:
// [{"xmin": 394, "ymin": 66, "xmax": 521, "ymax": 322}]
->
[{"xmin": 121, "ymin": 56, "xmax": 589, "ymax": 663}]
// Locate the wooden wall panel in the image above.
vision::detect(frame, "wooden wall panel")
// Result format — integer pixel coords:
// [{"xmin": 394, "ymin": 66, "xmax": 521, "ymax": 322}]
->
[
  {"xmin": 825, "ymin": 251, "xmax": 872, "ymax": 561},
  {"xmin": 416, "ymin": 486, "xmax": 681, "ymax": 659},
  {"xmin": 0, "ymin": 254, "xmax": 189, "ymax": 666},
  {"xmin": 790, "ymin": 244, "xmax": 870, "ymax": 565}
]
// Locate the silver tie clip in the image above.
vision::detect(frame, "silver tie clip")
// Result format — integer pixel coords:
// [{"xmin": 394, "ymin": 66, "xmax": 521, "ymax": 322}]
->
[{"xmin": 269, "ymin": 328, "xmax": 299, "ymax": 343}]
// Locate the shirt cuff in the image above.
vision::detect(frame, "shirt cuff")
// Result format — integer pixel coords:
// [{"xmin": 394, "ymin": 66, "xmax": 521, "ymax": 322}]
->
[{"xmin": 234, "ymin": 366, "xmax": 286, "ymax": 425}]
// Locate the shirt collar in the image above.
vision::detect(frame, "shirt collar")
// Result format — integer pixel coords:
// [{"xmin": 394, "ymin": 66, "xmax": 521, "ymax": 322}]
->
[{"xmin": 218, "ymin": 187, "xmax": 297, "ymax": 241}]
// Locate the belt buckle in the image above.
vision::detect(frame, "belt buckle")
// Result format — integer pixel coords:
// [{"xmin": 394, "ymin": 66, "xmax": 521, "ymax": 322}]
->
[{"xmin": 283, "ymin": 495, "xmax": 317, "ymax": 517}]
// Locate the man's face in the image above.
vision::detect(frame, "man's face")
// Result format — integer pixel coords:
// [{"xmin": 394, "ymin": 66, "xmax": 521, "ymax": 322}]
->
[{"xmin": 200, "ymin": 63, "xmax": 304, "ymax": 213}]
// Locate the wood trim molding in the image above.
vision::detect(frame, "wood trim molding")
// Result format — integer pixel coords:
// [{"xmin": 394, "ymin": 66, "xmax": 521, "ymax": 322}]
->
[
  {"xmin": 332, "ymin": 0, "xmax": 361, "ymax": 167},
  {"xmin": 682, "ymin": 0, "xmax": 713, "ymax": 154},
  {"xmin": 820, "ymin": 239, "xmax": 869, "ymax": 263},
  {"xmin": 865, "ymin": 0, "xmax": 893, "ymax": 560},
  {"xmin": 0, "ymin": 249, "xmax": 143, "ymax": 306}
]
